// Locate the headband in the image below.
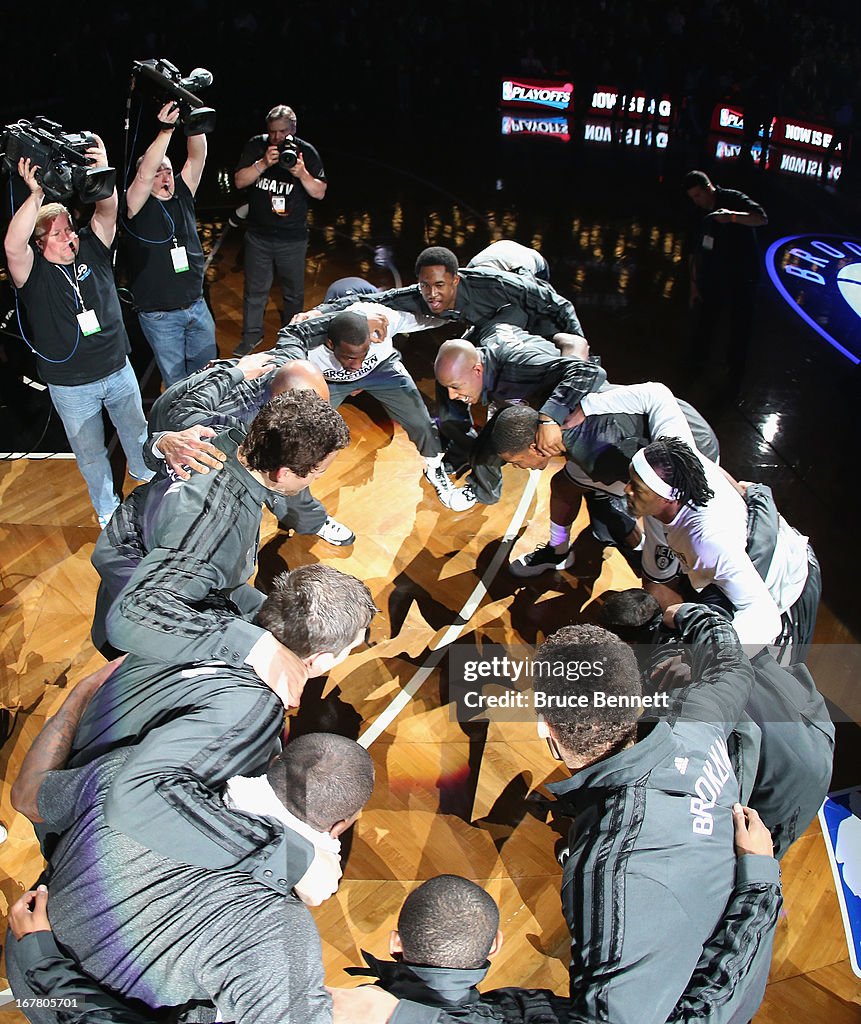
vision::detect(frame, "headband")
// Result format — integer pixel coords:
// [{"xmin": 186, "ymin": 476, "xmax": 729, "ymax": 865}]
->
[{"xmin": 631, "ymin": 448, "xmax": 678, "ymax": 501}]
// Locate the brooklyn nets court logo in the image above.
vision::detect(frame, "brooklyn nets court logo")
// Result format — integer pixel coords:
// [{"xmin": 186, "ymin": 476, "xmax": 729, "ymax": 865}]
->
[{"xmin": 766, "ymin": 234, "xmax": 861, "ymax": 365}]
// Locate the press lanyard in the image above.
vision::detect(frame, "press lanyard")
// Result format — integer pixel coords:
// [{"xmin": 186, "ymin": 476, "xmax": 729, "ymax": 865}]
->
[
  {"xmin": 54, "ymin": 261, "xmax": 102, "ymax": 336},
  {"xmin": 54, "ymin": 261, "xmax": 85, "ymax": 310},
  {"xmin": 161, "ymin": 201, "xmax": 189, "ymax": 272}
]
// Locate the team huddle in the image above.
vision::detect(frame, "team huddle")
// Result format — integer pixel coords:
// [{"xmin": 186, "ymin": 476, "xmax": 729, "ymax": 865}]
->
[{"xmin": 3, "ymin": 98, "xmax": 833, "ymax": 1024}]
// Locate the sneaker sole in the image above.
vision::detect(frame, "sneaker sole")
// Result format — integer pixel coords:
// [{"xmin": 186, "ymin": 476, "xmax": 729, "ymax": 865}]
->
[
  {"xmin": 316, "ymin": 530, "xmax": 356, "ymax": 547},
  {"xmin": 509, "ymin": 553, "xmax": 575, "ymax": 578},
  {"xmin": 280, "ymin": 523, "xmax": 357, "ymax": 546},
  {"xmin": 426, "ymin": 491, "xmax": 477, "ymax": 513}
]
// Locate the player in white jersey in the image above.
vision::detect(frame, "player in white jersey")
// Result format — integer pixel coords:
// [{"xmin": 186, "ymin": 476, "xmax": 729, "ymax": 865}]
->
[
  {"xmin": 279, "ymin": 304, "xmax": 474, "ymax": 512},
  {"xmin": 627, "ymin": 436, "xmax": 816, "ymax": 660}
]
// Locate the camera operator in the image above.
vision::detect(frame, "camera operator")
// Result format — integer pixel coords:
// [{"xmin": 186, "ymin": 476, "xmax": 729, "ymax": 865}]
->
[
  {"xmin": 123, "ymin": 101, "xmax": 216, "ymax": 387},
  {"xmin": 234, "ymin": 104, "xmax": 326, "ymax": 356},
  {"xmin": 3, "ymin": 139, "xmax": 153, "ymax": 529}
]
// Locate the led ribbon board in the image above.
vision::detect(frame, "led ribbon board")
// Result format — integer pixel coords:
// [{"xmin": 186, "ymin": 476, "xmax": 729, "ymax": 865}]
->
[
  {"xmin": 711, "ymin": 105, "xmax": 746, "ymax": 133},
  {"xmin": 766, "ymin": 234, "xmax": 861, "ymax": 364},
  {"xmin": 500, "ymin": 78, "xmax": 573, "ymax": 111},
  {"xmin": 710, "ymin": 105, "xmax": 775, "ymax": 139},
  {"xmin": 774, "ymin": 150, "xmax": 842, "ymax": 181},
  {"xmin": 583, "ymin": 121, "xmax": 669, "ymax": 148},
  {"xmin": 713, "ymin": 139, "xmax": 841, "ymax": 180},
  {"xmin": 500, "ymin": 114, "xmax": 570, "ymax": 141},
  {"xmin": 773, "ymin": 117, "xmax": 843, "ymax": 153},
  {"xmin": 714, "ymin": 138, "xmax": 764, "ymax": 164},
  {"xmin": 588, "ymin": 87, "xmax": 672, "ymax": 120}
]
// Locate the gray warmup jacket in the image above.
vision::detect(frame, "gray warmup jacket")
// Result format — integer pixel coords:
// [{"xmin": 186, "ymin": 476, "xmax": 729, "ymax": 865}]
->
[
  {"xmin": 744, "ymin": 649, "xmax": 834, "ymax": 858},
  {"xmin": 476, "ymin": 327, "xmax": 606, "ymax": 425},
  {"xmin": 103, "ymin": 428, "xmax": 274, "ymax": 666},
  {"xmin": 313, "ymin": 266, "xmax": 584, "ymax": 339},
  {"xmin": 6, "ymin": 753, "xmax": 445, "ymax": 1024},
  {"xmin": 548, "ymin": 605, "xmax": 780, "ymax": 1024}
]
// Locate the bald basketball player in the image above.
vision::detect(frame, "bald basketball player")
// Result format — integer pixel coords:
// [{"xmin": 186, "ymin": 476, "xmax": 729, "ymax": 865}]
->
[
  {"xmin": 433, "ymin": 329, "xmax": 605, "ymax": 505},
  {"xmin": 139, "ymin": 352, "xmax": 353, "ymax": 546},
  {"xmin": 146, "ymin": 353, "xmax": 329, "ymax": 471}
]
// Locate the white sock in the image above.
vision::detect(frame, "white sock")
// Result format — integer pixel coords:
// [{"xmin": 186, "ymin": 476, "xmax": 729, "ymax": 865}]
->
[
  {"xmin": 425, "ymin": 454, "xmax": 444, "ymax": 470},
  {"xmin": 549, "ymin": 521, "xmax": 570, "ymax": 550}
]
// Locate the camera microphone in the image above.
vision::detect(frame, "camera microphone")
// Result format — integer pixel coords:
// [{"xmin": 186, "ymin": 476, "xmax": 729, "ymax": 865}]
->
[
  {"xmin": 132, "ymin": 60, "xmax": 216, "ymax": 136},
  {"xmin": 180, "ymin": 68, "xmax": 214, "ymax": 91}
]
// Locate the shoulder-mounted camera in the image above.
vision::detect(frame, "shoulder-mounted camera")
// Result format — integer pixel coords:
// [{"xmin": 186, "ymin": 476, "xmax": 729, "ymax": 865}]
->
[
  {"xmin": 132, "ymin": 59, "xmax": 216, "ymax": 136},
  {"xmin": 0, "ymin": 118, "xmax": 116, "ymax": 202}
]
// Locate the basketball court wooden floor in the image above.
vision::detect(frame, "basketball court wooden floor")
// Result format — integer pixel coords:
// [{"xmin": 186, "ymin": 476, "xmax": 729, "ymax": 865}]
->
[{"xmin": 1, "ymin": 265, "xmax": 860, "ymax": 1022}]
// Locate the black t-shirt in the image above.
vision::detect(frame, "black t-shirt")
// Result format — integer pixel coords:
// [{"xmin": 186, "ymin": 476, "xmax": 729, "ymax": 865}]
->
[
  {"xmin": 122, "ymin": 175, "xmax": 204, "ymax": 312},
  {"xmin": 18, "ymin": 226, "xmax": 130, "ymax": 386},
  {"xmin": 236, "ymin": 134, "xmax": 325, "ymax": 240},
  {"xmin": 689, "ymin": 186, "xmax": 765, "ymax": 285}
]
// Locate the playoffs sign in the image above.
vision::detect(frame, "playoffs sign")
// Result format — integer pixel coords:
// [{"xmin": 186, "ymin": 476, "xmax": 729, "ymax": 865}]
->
[{"xmin": 500, "ymin": 77, "xmax": 573, "ymax": 111}]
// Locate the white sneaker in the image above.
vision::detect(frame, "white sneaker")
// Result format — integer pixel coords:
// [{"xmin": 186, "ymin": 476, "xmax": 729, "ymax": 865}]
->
[
  {"xmin": 423, "ymin": 464, "xmax": 476, "ymax": 511},
  {"xmin": 314, "ymin": 516, "xmax": 356, "ymax": 546},
  {"xmin": 509, "ymin": 542, "xmax": 575, "ymax": 577}
]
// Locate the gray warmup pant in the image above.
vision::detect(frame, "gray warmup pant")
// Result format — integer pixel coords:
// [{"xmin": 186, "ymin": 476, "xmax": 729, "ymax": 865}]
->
[
  {"xmin": 328, "ymin": 356, "xmax": 441, "ymax": 458},
  {"xmin": 268, "ymin": 486, "xmax": 328, "ymax": 534}
]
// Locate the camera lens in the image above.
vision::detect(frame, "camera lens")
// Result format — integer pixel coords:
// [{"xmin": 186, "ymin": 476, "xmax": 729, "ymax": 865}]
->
[{"xmin": 278, "ymin": 136, "xmax": 299, "ymax": 170}]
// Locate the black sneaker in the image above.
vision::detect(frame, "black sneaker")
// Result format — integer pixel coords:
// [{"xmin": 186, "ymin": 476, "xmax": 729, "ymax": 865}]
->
[{"xmin": 509, "ymin": 542, "xmax": 574, "ymax": 578}]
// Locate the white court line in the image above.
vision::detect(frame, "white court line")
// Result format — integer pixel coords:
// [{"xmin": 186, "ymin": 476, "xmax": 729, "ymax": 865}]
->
[
  {"xmin": 359, "ymin": 469, "xmax": 540, "ymax": 749},
  {"xmin": 0, "ymin": 453, "xmax": 75, "ymax": 460}
]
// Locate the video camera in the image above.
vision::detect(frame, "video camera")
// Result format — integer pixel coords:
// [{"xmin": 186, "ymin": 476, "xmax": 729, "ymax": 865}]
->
[
  {"xmin": 132, "ymin": 59, "xmax": 216, "ymax": 136},
  {"xmin": 0, "ymin": 118, "xmax": 116, "ymax": 203},
  {"xmin": 278, "ymin": 136, "xmax": 299, "ymax": 170}
]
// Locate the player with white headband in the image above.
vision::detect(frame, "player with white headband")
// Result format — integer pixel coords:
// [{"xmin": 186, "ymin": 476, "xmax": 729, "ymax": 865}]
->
[{"xmin": 625, "ymin": 436, "xmax": 816, "ymax": 660}]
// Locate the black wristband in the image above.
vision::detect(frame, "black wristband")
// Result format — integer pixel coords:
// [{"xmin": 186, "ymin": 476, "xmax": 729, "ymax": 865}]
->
[{"xmin": 157, "ymin": 122, "xmax": 176, "ymax": 131}]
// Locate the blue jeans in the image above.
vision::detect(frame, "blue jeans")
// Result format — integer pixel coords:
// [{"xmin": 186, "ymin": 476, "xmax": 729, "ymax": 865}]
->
[
  {"xmin": 138, "ymin": 296, "xmax": 217, "ymax": 387},
  {"xmin": 47, "ymin": 359, "xmax": 154, "ymax": 518}
]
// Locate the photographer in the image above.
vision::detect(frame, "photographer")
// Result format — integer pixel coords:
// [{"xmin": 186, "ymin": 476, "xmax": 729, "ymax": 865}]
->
[
  {"xmin": 123, "ymin": 101, "xmax": 216, "ymax": 386},
  {"xmin": 234, "ymin": 104, "xmax": 326, "ymax": 356},
  {"xmin": 3, "ymin": 139, "xmax": 153, "ymax": 529}
]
